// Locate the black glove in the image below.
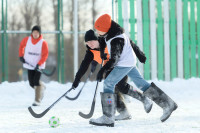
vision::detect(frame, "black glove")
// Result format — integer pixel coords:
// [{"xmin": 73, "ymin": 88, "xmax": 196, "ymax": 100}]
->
[
  {"xmin": 100, "ymin": 52, "xmax": 108, "ymax": 60},
  {"xmin": 130, "ymin": 40, "xmax": 146, "ymax": 64},
  {"xmin": 96, "ymin": 68, "xmax": 105, "ymax": 82},
  {"xmin": 91, "ymin": 60, "xmax": 98, "ymax": 73},
  {"xmin": 34, "ymin": 64, "xmax": 39, "ymax": 71},
  {"xmin": 19, "ymin": 57, "xmax": 25, "ymax": 63},
  {"xmin": 72, "ymin": 78, "xmax": 80, "ymax": 88}
]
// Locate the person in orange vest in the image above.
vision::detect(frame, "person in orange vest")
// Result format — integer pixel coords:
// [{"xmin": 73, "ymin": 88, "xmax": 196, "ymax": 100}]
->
[
  {"xmin": 19, "ymin": 25, "xmax": 48, "ymax": 106},
  {"xmin": 90, "ymin": 14, "xmax": 177, "ymax": 127},
  {"xmin": 72, "ymin": 29, "xmax": 152, "ymax": 121}
]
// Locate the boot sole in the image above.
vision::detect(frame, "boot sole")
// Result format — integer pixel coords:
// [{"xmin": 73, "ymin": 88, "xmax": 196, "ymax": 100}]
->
[
  {"xmin": 115, "ymin": 116, "xmax": 132, "ymax": 121},
  {"xmin": 32, "ymin": 103, "xmax": 40, "ymax": 106},
  {"xmin": 89, "ymin": 121, "xmax": 114, "ymax": 127},
  {"xmin": 161, "ymin": 103, "xmax": 178, "ymax": 122}
]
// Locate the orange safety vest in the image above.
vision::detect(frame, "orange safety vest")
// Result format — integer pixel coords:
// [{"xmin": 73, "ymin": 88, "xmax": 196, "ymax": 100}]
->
[{"xmin": 90, "ymin": 47, "xmax": 110, "ymax": 65}]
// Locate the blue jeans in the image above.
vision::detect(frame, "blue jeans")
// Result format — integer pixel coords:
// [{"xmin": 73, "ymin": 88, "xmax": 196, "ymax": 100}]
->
[{"xmin": 103, "ymin": 66, "xmax": 150, "ymax": 93}]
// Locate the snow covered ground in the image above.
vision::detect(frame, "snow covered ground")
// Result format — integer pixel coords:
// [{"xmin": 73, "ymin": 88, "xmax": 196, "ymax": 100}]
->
[{"xmin": 0, "ymin": 78, "xmax": 200, "ymax": 133}]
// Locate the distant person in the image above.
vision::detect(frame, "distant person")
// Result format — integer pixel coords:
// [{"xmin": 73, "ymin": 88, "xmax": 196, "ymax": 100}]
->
[
  {"xmin": 72, "ymin": 29, "xmax": 152, "ymax": 121},
  {"xmin": 89, "ymin": 14, "xmax": 178, "ymax": 127},
  {"xmin": 19, "ymin": 25, "xmax": 48, "ymax": 106}
]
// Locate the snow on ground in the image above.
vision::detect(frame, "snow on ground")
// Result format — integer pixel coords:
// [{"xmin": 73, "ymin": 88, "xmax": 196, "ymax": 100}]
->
[{"xmin": 0, "ymin": 78, "xmax": 200, "ymax": 133}]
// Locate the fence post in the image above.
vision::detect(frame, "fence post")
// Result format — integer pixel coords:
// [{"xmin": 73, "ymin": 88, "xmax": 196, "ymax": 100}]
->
[
  {"xmin": 73, "ymin": 0, "xmax": 78, "ymax": 80},
  {"xmin": 122, "ymin": 0, "xmax": 129, "ymax": 35},
  {"xmin": 190, "ymin": 0, "xmax": 197, "ymax": 77},
  {"xmin": 57, "ymin": 0, "xmax": 65, "ymax": 83},
  {"xmin": 150, "ymin": 0, "xmax": 157, "ymax": 80},
  {"xmin": 197, "ymin": 0, "xmax": 200, "ymax": 78},
  {"xmin": 4, "ymin": 0, "xmax": 8, "ymax": 81},
  {"xmin": 169, "ymin": 0, "xmax": 177, "ymax": 79},
  {"xmin": 183, "ymin": 0, "xmax": 190, "ymax": 79},
  {"xmin": 142, "ymin": 0, "xmax": 150, "ymax": 80},
  {"xmin": 163, "ymin": 0, "xmax": 170, "ymax": 81},
  {"xmin": 117, "ymin": 0, "xmax": 123, "ymax": 27},
  {"xmin": 112, "ymin": 0, "xmax": 115, "ymax": 20},
  {"xmin": 130, "ymin": 0, "xmax": 135, "ymax": 42},
  {"xmin": 137, "ymin": 0, "xmax": 144, "ymax": 76},
  {"xmin": 57, "ymin": 0, "xmax": 61, "ymax": 82},
  {"xmin": 1, "ymin": 0, "xmax": 5, "ymax": 82},
  {"xmin": 177, "ymin": 0, "xmax": 183, "ymax": 79},
  {"xmin": 60, "ymin": 0, "xmax": 65, "ymax": 83},
  {"xmin": 5, "ymin": 0, "xmax": 8, "ymax": 81},
  {"xmin": 157, "ymin": 0, "xmax": 164, "ymax": 80}
]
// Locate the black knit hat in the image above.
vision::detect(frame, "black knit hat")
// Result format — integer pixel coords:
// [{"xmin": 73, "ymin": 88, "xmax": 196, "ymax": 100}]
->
[
  {"xmin": 84, "ymin": 29, "xmax": 98, "ymax": 42},
  {"xmin": 31, "ymin": 25, "xmax": 41, "ymax": 34}
]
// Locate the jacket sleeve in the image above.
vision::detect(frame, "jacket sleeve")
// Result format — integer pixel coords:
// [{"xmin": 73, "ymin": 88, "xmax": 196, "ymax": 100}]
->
[
  {"xmin": 74, "ymin": 50, "xmax": 94, "ymax": 81},
  {"xmin": 38, "ymin": 40, "xmax": 49, "ymax": 66},
  {"xmin": 98, "ymin": 37, "xmax": 107, "ymax": 60},
  {"xmin": 130, "ymin": 39, "xmax": 146, "ymax": 63},
  {"xmin": 100, "ymin": 38, "xmax": 124, "ymax": 72},
  {"xmin": 19, "ymin": 37, "xmax": 29, "ymax": 57}
]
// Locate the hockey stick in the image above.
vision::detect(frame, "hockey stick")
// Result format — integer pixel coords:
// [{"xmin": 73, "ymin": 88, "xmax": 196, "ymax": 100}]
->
[
  {"xmin": 65, "ymin": 71, "xmax": 93, "ymax": 100},
  {"xmin": 28, "ymin": 87, "xmax": 74, "ymax": 118},
  {"xmin": 25, "ymin": 62, "xmax": 56, "ymax": 76},
  {"xmin": 78, "ymin": 60, "xmax": 103, "ymax": 119},
  {"xmin": 78, "ymin": 81, "xmax": 100, "ymax": 119}
]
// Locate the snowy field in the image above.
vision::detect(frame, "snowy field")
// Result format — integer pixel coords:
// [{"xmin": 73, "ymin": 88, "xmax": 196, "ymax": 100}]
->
[{"xmin": 0, "ymin": 78, "xmax": 200, "ymax": 133}]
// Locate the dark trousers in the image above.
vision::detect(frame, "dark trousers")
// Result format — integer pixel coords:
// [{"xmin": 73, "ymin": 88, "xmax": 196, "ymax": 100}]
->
[{"xmin": 28, "ymin": 70, "xmax": 41, "ymax": 88}]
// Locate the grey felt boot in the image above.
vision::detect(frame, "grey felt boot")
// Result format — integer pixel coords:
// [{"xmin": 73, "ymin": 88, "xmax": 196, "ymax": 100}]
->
[
  {"xmin": 89, "ymin": 92, "xmax": 116, "ymax": 127},
  {"xmin": 115, "ymin": 92, "xmax": 131, "ymax": 121},
  {"xmin": 143, "ymin": 82, "xmax": 178, "ymax": 122},
  {"xmin": 127, "ymin": 86, "xmax": 153, "ymax": 113}
]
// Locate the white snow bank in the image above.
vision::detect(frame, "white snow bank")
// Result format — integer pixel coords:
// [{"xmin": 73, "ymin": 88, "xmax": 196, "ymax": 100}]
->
[{"xmin": 0, "ymin": 78, "xmax": 200, "ymax": 133}]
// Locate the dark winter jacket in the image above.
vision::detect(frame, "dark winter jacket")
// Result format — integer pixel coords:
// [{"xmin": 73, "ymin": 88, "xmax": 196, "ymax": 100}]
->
[
  {"xmin": 99, "ymin": 20, "xmax": 146, "ymax": 73},
  {"xmin": 74, "ymin": 28, "xmax": 146, "ymax": 82},
  {"xmin": 74, "ymin": 45, "xmax": 97, "ymax": 82}
]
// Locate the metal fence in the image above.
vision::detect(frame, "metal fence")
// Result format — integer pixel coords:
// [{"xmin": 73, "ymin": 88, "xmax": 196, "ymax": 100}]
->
[
  {"xmin": 1, "ymin": 0, "xmax": 79, "ymax": 83},
  {"xmin": 0, "ymin": 0, "xmax": 112, "ymax": 83},
  {"xmin": 2, "ymin": 0, "xmax": 199, "ymax": 83}
]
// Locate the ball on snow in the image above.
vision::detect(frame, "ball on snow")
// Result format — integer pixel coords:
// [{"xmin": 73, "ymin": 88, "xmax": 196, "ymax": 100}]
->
[{"xmin": 49, "ymin": 116, "xmax": 60, "ymax": 128}]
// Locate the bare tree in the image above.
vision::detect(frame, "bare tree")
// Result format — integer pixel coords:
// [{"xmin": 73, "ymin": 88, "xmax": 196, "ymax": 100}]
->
[
  {"xmin": 92, "ymin": 0, "xmax": 98, "ymax": 26},
  {"xmin": 20, "ymin": 0, "xmax": 42, "ymax": 30},
  {"xmin": 34, "ymin": 0, "xmax": 41, "ymax": 25},
  {"xmin": 52, "ymin": 0, "xmax": 58, "ymax": 31}
]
